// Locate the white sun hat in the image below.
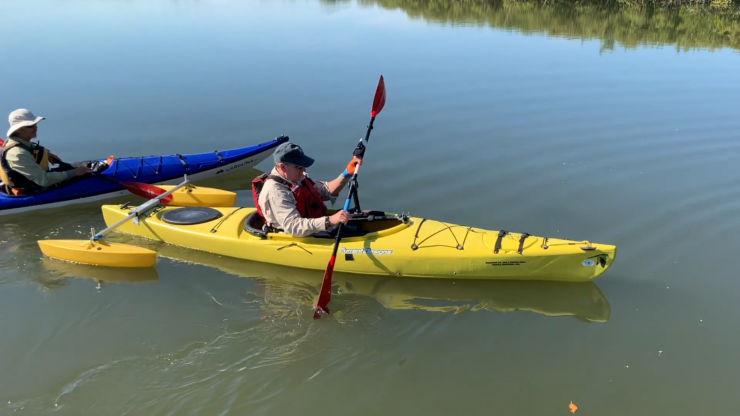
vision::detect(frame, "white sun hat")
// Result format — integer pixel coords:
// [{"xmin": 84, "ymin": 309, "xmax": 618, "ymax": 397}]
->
[{"xmin": 7, "ymin": 109, "xmax": 45, "ymax": 138}]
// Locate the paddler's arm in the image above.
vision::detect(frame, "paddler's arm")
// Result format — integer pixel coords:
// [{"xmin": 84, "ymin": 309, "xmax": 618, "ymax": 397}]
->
[
  {"xmin": 325, "ymin": 156, "xmax": 362, "ymax": 198},
  {"xmin": 264, "ymin": 187, "xmax": 328, "ymax": 237},
  {"xmin": 5, "ymin": 147, "xmax": 75, "ymax": 187}
]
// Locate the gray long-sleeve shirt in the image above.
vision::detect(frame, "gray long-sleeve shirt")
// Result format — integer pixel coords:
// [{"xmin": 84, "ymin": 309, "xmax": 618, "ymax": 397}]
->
[
  {"xmin": 2, "ymin": 137, "xmax": 73, "ymax": 188},
  {"xmin": 257, "ymin": 168, "xmax": 338, "ymax": 237}
]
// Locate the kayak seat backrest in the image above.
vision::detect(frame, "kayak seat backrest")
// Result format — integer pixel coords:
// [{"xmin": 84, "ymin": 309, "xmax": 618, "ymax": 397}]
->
[{"xmin": 244, "ymin": 210, "xmax": 269, "ymax": 239}]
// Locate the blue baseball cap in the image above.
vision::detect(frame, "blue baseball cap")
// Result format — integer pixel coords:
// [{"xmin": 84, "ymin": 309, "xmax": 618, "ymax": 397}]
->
[{"xmin": 273, "ymin": 142, "xmax": 315, "ymax": 168}]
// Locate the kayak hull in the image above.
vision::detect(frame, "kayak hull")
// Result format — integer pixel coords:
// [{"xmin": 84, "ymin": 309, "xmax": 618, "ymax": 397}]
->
[
  {"xmin": 99, "ymin": 205, "xmax": 617, "ymax": 282},
  {"xmin": 0, "ymin": 136, "xmax": 288, "ymax": 216}
]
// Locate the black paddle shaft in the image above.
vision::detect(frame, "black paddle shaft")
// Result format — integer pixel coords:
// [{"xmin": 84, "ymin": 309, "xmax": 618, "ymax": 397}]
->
[
  {"xmin": 329, "ymin": 116, "xmax": 377, "ymax": 255},
  {"xmin": 347, "ymin": 118, "xmax": 373, "ymax": 213}
]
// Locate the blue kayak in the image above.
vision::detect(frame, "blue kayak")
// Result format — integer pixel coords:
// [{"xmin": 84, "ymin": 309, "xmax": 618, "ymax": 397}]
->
[{"xmin": 0, "ymin": 135, "xmax": 288, "ymax": 216}]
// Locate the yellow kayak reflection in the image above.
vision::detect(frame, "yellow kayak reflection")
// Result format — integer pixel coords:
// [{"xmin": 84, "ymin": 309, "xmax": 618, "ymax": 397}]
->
[
  {"xmin": 39, "ymin": 243, "xmax": 610, "ymax": 322},
  {"xmin": 156, "ymin": 245, "xmax": 610, "ymax": 322},
  {"xmin": 40, "ymin": 257, "xmax": 160, "ymax": 289}
]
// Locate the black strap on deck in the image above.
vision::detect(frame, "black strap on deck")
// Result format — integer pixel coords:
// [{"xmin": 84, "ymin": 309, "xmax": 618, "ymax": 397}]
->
[
  {"xmin": 517, "ymin": 233, "xmax": 530, "ymax": 255},
  {"xmin": 176, "ymin": 154, "xmax": 189, "ymax": 170},
  {"xmin": 494, "ymin": 230, "xmax": 507, "ymax": 254}
]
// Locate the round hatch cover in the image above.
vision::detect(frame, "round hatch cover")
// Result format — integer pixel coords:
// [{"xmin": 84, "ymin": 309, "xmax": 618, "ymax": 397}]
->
[{"xmin": 161, "ymin": 207, "xmax": 222, "ymax": 225}]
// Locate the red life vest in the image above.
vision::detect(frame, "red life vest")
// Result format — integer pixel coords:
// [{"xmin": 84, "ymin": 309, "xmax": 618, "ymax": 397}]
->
[{"xmin": 251, "ymin": 173, "xmax": 328, "ymax": 219}]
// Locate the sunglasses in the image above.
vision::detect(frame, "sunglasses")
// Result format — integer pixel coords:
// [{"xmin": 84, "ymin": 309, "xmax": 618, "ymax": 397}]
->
[{"xmin": 283, "ymin": 162, "xmax": 306, "ymax": 171}]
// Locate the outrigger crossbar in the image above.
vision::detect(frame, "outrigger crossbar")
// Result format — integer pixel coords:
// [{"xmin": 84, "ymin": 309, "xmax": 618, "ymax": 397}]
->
[{"xmin": 91, "ymin": 175, "xmax": 191, "ymax": 242}]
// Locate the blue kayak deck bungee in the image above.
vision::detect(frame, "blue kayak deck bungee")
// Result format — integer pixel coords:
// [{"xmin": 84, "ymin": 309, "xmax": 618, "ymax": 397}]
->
[{"xmin": 0, "ymin": 135, "xmax": 288, "ymax": 212}]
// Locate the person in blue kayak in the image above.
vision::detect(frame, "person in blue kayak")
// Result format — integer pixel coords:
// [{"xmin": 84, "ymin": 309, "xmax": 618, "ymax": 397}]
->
[
  {"xmin": 251, "ymin": 141, "xmax": 362, "ymax": 237},
  {"xmin": 1, "ymin": 109, "xmax": 92, "ymax": 195}
]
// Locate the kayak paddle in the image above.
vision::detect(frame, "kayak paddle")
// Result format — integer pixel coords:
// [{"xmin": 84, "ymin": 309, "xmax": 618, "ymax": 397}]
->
[
  {"xmin": 88, "ymin": 156, "xmax": 174, "ymax": 204},
  {"xmin": 93, "ymin": 173, "xmax": 174, "ymax": 204},
  {"xmin": 314, "ymin": 75, "xmax": 386, "ymax": 320}
]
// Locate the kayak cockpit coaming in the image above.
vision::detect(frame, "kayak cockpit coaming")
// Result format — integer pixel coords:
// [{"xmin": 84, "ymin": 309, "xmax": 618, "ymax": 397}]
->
[{"xmin": 241, "ymin": 208, "xmax": 413, "ymax": 242}]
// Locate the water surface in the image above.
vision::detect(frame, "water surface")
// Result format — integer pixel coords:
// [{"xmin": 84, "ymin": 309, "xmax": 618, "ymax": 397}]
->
[{"xmin": 1, "ymin": 0, "xmax": 740, "ymax": 414}]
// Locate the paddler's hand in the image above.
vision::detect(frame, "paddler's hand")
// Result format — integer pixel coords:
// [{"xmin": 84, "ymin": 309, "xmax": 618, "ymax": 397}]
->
[
  {"xmin": 73, "ymin": 166, "xmax": 94, "ymax": 177},
  {"xmin": 49, "ymin": 152, "xmax": 62, "ymax": 164},
  {"xmin": 345, "ymin": 156, "xmax": 362, "ymax": 176},
  {"xmin": 329, "ymin": 210, "xmax": 351, "ymax": 225}
]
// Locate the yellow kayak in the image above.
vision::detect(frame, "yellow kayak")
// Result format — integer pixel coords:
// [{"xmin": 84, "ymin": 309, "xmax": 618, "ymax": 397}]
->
[{"xmin": 99, "ymin": 204, "xmax": 617, "ymax": 282}]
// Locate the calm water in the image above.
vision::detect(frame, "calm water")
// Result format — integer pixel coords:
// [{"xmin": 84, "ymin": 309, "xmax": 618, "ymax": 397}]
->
[{"xmin": 2, "ymin": 0, "xmax": 740, "ymax": 414}]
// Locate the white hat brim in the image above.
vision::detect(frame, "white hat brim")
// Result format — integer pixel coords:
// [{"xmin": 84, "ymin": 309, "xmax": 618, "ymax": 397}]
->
[{"xmin": 6, "ymin": 116, "xmax": 44, "ymax": 138}]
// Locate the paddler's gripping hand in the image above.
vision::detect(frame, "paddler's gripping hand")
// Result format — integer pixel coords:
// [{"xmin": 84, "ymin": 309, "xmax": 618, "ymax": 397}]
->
[
  {"xmin": 345, "ymin": 156, "xmax": 362, "ymax": 177},
  {"xmin": 73, "ymin": 166, "xmax": 94, "ymax": 177},
  {"xmin": 329, "ymin": 210, "xmax": 351, "ymax": 226},
  {"xmin": 340, "ymin": 141, "xmax": 365, "ymax": 178}
]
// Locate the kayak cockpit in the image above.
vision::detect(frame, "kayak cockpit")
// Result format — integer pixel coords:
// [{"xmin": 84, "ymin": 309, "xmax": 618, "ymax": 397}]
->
[{"xmin": 242, "ymin": 209, "xmax": 411, "ymax": 240}]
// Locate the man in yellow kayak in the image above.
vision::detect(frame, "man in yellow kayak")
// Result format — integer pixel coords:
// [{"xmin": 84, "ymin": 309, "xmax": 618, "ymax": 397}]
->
[
  {"xmin": 1, "ymin": 109, "xmax": 92, "ymax": 195},
  {"xmin": 251, "ymin": 141, "xmax": 362, "ymax": 237}
]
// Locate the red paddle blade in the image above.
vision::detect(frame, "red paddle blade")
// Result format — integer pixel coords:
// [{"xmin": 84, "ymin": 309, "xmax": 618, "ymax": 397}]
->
[
  {"xmin": 314, "ymin": 256, "xmax": 336, "ymax": 319},
  {"xmin": 122, "ymin": 182, "xmax": 173, "ymax": 204},
  {"xmin": 371, "ymin": 75, "xmax": 386, "ymax": 118},
  {"xmin": 0, "ymin": 137, "xmax": 4, "ymax": 146}
]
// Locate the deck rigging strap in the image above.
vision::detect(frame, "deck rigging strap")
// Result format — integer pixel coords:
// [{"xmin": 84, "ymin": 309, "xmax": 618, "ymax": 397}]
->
[
  {"xmin": 493, "ymin": 230, "xmax": 508, "ymax": 254},
  {"xmin": 517, "ymin": 233, "xmax": 530, "ymax": 255},
  {"xmin": 176, "ymin": 154, "xmax": 189, "ymax": 170}
]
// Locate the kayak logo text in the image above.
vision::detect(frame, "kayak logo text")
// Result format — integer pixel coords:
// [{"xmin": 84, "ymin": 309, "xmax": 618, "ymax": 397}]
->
[
  {"xmin": 216, "ymin": 159, "xmax": 257, "ymax": 175},
  {"xmin": 340, "ymin": 247, "xmax": 393, "ymax": 256},
  {"xmin": 486, "ymin": 261, "xmax": 526, "ymax": 266}
]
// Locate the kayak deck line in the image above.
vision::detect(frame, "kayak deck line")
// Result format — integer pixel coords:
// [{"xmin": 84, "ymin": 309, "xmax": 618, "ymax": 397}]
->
[
  {"xmin": 408, "ymin": 218, "xmax": 480, "ymax": 251},
  {"xmin": 113, "ymin": 155, "xmax": 165, "ymax": 177}
]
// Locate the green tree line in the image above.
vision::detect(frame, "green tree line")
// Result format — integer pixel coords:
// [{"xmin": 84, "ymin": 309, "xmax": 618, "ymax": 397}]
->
[{"xmin": 330, "ymin": 0, "xmax": 740, "ymax": 52}]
